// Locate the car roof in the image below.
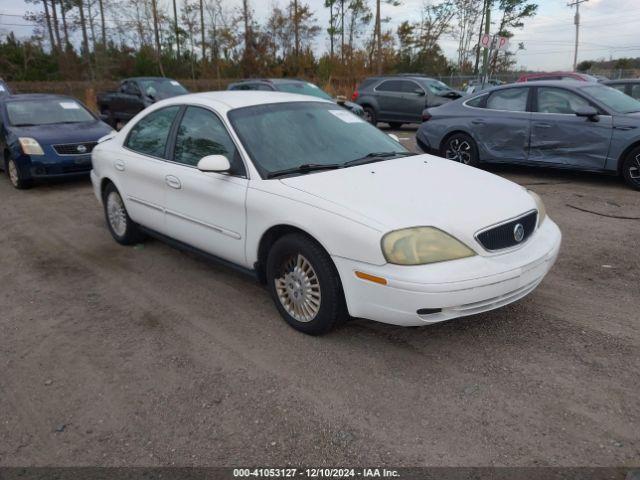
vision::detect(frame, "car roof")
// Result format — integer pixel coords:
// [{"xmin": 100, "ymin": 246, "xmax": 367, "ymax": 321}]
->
[
  {"xmin": 232, "ymin": 78, "xmax": 310, "ymax": 85},
  {"xmin": 483, "ymin": 80, "xmax": 599, "ymax": 91},
  {"xmin": 362, "ymin": 74, "xmax": 437, "ymax": 81},
  {"xmin": 156, "ymin": 91, "xmax": 331, "ymax": 111},
  {"xmin": 604, "ymin": 79, "xmax": 640, "ymax": 84},
  {"xmin": 127, "ymin": 77, "xmax": 177, "ymax": 82}
]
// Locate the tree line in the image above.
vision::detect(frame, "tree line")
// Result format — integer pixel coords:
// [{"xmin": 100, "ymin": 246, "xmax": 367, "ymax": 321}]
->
[{"xmin": 0, "ymin": 0, "xmax": 537, "ymax": 82}]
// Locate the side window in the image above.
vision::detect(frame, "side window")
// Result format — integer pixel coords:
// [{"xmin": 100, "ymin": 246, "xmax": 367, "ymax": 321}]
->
[
  {"xmin": 610, "ymin": 84, "xmax": 627, "ymax": 94},
  {"xmin": 465, "ymin": 94, "xmax": 487, "ymax": 108},
  {"xmin": 257, "ymin": 84, "xmax": 274, "ymax": 91},
  {"xmin": 125, "ymin": 82, "xmax": 141, "ymax": 96},
  {"xmin": 536, "ymin": 87, "xmax": 592, "ymax": 114},
  {"xmin": 229, "ymin": 84, "xmax": 249, "ymax": 91},
  {"xmin": 125, "ymin": 106, "xmax": 180, "ymax": 158},
  {"xmin": 173, "ymin": 106, "xmax": 244, "ymax": 175},
  {"xmin": 486, "ymin": 88, "xmax": 528, "ymax": 112},
  {"xmin": 630, "ymin": 84, "xmax": 640, "ymax": 100},
  {"xmin": 401, "ymin": 81, "xmax": 423, "ymax": 94},
  {"xmin": 376, "ymin": 80, "xmax": 404, "ymax": 92}
]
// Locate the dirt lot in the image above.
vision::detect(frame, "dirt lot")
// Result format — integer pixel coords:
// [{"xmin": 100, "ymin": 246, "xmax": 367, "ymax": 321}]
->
[{"xmin": 0, "ymin": 131, "xmax": 639, "ymax": 467}]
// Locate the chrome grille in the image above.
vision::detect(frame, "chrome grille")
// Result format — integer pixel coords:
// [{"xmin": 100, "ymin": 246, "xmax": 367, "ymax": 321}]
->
[{"xmin": 53, "ymin": 142, "xmax": 97, "ymax": 155}]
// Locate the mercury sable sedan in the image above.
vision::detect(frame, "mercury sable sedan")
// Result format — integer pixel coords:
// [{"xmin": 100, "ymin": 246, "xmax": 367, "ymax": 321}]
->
[{"xmin": 91, "ymin": 91, "xmax": 561, "ymax": 335}]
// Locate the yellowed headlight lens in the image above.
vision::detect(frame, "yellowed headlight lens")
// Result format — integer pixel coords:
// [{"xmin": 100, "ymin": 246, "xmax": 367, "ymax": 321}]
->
[
  {"xmin": 18, "ymin": 137, "xmax": 44, "ymax": 155},
  {"xmin": 381, "ymin": 227, "xmax": 476, "ymax": 265},
  {"xmin": 528, "ymin": 190, "xmax": 547, "ymax": 225}
]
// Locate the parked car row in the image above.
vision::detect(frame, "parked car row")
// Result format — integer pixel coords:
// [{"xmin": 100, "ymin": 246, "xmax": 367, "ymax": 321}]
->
[{"xmin": 415, "ymin": 80, "xmax": 640, "ymax": 190}]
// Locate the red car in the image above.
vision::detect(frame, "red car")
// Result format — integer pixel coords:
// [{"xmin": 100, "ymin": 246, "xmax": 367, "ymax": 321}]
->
[{"xmin": 517, "ymin": 71, "xmax": 599, "ymax": 82}]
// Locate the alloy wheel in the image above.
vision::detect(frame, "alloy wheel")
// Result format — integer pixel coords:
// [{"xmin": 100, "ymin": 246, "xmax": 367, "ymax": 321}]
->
[
  {"xmin": 106, "ymin": 191, "xmax": 127, "ymax": 237},
  {"xmin": 7, "ymin": 160, "xmax": 19, "ymax": 187},
  {"xmin": 274, "ymin": 253, "xmax": 322, "ymax": 323},
  {"xmin": 629, "ymin": 154, "xmax": 640, "ymax": 182},
  {"xmin": 445, "ymin": 138, "xmax": 472, "ymax": 164}
]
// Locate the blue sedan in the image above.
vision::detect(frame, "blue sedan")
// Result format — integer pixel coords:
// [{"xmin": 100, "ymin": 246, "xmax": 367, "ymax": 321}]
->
[
  {"xmin": 0, "ymin": 94, "xmax": 113, "ymax": 189},
  {"xmin": 417, "ymin": 81, "xmax": 640, "ymax": 190}
]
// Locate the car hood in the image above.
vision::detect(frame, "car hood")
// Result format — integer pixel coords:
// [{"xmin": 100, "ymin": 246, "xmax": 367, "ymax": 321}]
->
[
  {"xmin": 279, "ymin": 154, "xmax": 537, "ymax": 242},
  {"xmin": 10, "ymin": 120, "xmax": 113, "ymax": 144}
]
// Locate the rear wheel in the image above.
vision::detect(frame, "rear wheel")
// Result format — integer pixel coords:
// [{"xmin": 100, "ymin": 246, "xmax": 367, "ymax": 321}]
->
[
  {"xmin": 266, "ymin": 233, "xmax": 347, "ymax": 335},
  {"xmin": 442, "ymin": 133, "xmax": 479, "ymax": 167},
  {"xmin": 102, "ymin": 183, "xmax": 144, "ymax": 245},
  {"xmin": 362, "ymin": 106, "xmax": 377, "ymax": 126},
  {"xmin": 621, "ymin": 146, "xmax": 640, "ymax": 190},
  {"xmin": 5, "ymin": 157, "xmax": 31, "ymax": 189}
]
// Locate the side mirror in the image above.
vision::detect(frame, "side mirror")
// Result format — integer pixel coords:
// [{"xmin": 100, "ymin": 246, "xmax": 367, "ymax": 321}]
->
[
  {"xmin": 414, "ymin": 89, "xmax": 426, "ymax": 96},
  {"xmin": 575, "ymin": 106, "xmax": 599, "ymax": 121},
  {"xmin": 197, "ymin": 155, "xmax": 231, "ymax": 173},
  {"xmin": 388, "ymin": 133, "xmax": 400, "ymax": 142},
  {"xmin": 336, "ymin": 95, "xmax": 347, "ymax": 105}
]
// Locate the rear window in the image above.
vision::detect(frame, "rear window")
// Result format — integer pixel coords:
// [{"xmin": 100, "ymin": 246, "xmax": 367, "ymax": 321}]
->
[{"xmin": 6, "ymin": 99, "xmax": 95, "ymax": 126}]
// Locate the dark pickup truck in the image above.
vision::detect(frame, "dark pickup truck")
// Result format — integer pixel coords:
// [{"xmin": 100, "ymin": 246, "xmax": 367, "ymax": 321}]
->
[{"xmin": 97, "ymin": 77, "xmax": 188, "ymax": 128}]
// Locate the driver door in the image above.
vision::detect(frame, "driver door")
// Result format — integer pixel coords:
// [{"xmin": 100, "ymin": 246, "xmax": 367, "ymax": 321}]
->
[{"xmin": 164, "ymin": 106, "xmax": 249, "ymax": 266}]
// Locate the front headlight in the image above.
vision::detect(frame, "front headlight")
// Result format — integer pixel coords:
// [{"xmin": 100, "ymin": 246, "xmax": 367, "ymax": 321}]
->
[
  {"xmin": 528, "ymin": 190, "xmax": 547, "ymax": 225},
  {"xmin": 382, "ymin": 226, "xmax": 476, "ymax": 265},
  {"xmin": 18, "ymin": 137, "xmax": 44, "ymax": 155}
]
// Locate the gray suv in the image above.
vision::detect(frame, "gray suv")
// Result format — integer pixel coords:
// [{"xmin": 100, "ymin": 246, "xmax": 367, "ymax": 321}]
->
[{"xmin": 352, "ymin": 75, "xmax": 462, "ymax": 128}]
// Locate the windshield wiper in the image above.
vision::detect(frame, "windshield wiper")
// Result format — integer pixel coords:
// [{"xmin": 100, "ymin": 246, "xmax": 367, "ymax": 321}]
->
[
  {"xmin": 343, "ymin": 151, "xmax": 415, "ymax": 167},
  {"xmin": 267, "ymin": 163, "xmax": 342, "ymax": 179}
]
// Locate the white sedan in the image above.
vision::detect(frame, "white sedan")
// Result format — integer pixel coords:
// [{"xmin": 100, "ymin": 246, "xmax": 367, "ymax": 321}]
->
[{"xmin": 91, "ymin": 91, "xmax": 561, "ymax": 335}]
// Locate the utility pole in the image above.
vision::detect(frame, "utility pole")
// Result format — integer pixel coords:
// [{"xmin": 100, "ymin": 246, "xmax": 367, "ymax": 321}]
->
[
  {"xmin": 568, "ymin": 0, "xmax": 588, "ymax": 71},
  {"xmin": 480, "ymin": 3, "xmax": 491, "ymax": 87}
]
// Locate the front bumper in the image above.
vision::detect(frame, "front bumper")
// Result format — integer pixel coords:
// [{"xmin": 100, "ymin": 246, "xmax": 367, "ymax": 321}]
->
[
  {"xmin": 17, "ymin": 153, "xmax": 93, "ymax": 179},
  {"xmin": 333, "ymin": 218, "xmax": 561, "ymax": 326}
]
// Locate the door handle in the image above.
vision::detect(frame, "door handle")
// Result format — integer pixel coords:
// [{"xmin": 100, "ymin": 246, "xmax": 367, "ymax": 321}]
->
[
  {"xmin": 165, "ymin": 175, "xmax": 182, "ymax": 189},
  {"xmin": 471, "ymin": 119, "xmax": 486, "ymax": 125},
  {"xmin": 114, "ymin": 160, "xmax": 125, "ymax": 171},
  {"xmin": 534, "ymin": 122, "xmax": 552, "ymax": 128}
]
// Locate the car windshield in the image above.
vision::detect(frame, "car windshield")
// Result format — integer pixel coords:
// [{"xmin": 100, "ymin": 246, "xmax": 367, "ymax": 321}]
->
[
  {"xmin": 228, "ymin": 102, "xmax": 408, "ymax": 177},
  {"xmin": 276, "ymin": 82, "xmax": 333, "ymax": 100},
  {"xmin": 425, "ymin": 79, "xmax": 453, "ymax": 95},
  {"xmin": 582, "ymin": 85, "xmax": 640, "ymax": 113},
  {"xmin": 139, "ymin": 79, "xmax": 188, "ymax": 98},
  {"xmin": 5, "ymin": 98, "xmax": 95, "ymax": 126}
]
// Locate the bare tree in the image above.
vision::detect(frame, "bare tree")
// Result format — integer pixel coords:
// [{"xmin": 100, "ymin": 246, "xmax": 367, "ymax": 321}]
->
[{"xmin": 42, "ymin": 0, "xmax": 56, "ymax": 51}]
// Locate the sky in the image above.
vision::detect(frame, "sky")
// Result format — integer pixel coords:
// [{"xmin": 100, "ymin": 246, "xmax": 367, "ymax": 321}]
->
[{"xmin": 1, "ymin": 0, "xmax": 639, "ymax": 71}]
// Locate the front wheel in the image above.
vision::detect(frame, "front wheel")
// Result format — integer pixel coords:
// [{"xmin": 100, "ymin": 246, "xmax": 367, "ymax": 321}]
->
[
  {"xmin": 102, "ymin": 183, "xmax": 144, "ymax": 245},
  {"xmin": 621, "ymin": 146, "xmax": 640, "ymax": 190},
  {"xmin": 266, "ymin": 233, "xmax": 348, "ymax": 335},
  {"xmin": 442, "ymin": 133, "xmax": 479, "ymax": 167},
  {"xmin": 362, "ymin": 106, "xmax": 377, "ymax": 126},
  {"xmin": 5, "ymin": 157, "xmax": 31, "ymax": 189}
]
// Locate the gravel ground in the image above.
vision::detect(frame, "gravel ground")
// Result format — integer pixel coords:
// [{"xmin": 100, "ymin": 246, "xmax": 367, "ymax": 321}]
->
[{"xmin": 0, "ymin": 129, "xmax": 639, "ymax": 467}]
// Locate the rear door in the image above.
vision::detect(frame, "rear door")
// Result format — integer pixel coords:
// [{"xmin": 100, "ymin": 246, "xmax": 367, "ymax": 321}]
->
[
  {"xmin": 529, "ymin": 86, "xmax": 612, "ymax": 169},
  {"xmin": 163, "ymin": 105, "xmax": 248, "ymax": 266},
  {"xmin": 468, "ymin": 87, "xmax": 531, "ymax": 162},
  {"xmin": 118, "ymin": 105, "xmax": 180, "ymax": 232}
]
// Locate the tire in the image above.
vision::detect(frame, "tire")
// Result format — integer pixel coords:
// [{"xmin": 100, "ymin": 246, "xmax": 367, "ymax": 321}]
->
[
  {"xmin": 621, "ymin": 146, "xmax": 640, "ymax": 190},
  {"xmin": 5, "ymin": 157, "xmax": 31, "ymax": 189},
  {"xmin": 388, "ymin": 122, "xmax": 403, "ymax": 129},
  {"xmin": 266, "ymin": 233, "xmax": 348, "ymax": 335},
  {"xmin": 362, "ymin": 106, "xmax": 377, "ymax": 126},
  {"xmin": 441, "ymin": 133, "xmax": 479, "ymax": 167},
  {"xmin": 102, "ymin": 182, "xmax": 144, "ymax": 245}
]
